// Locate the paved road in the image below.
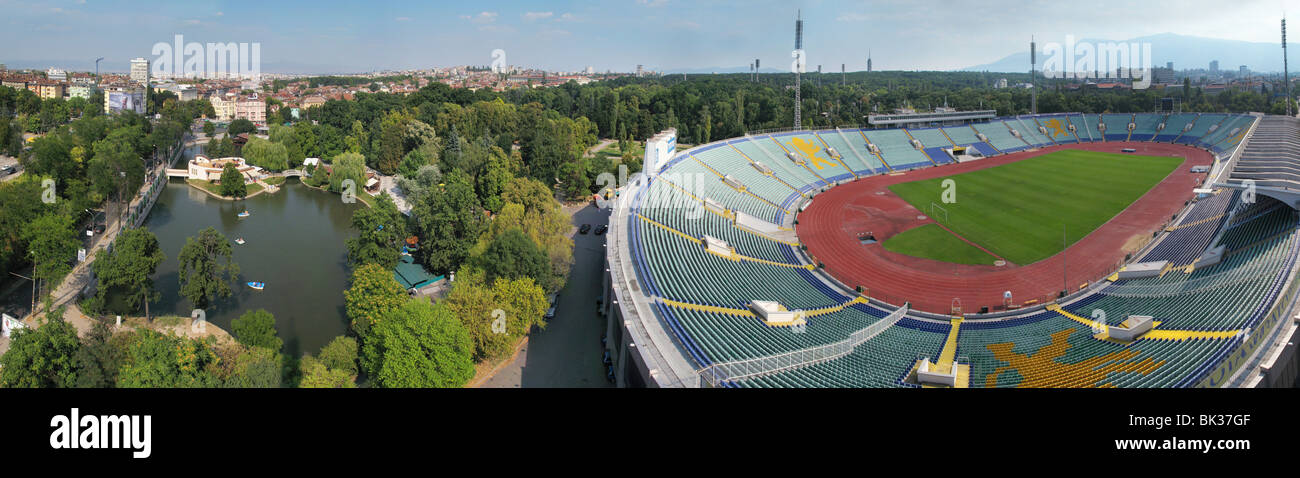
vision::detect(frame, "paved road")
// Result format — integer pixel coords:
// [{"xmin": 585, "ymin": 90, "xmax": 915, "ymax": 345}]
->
[{"xmin": 480, "ymin": 202, "xmax": 613, "ymax": 388}]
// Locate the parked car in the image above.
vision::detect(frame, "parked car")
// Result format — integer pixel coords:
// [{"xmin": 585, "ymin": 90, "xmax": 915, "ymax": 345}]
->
[
  {"xmin": 579, "ymin": 224, "xmax": 592, "ymax": 234},
  {"xmin": 1, "ymin": 165, "xmax": 15, "ymax": 176},
  {"xmin": 544, "ymin": 293, "xmax": 558, "ymax": 320},
  {"xmin": 594, "ymin": 224, "xmax": 608, "ymax": 235}
]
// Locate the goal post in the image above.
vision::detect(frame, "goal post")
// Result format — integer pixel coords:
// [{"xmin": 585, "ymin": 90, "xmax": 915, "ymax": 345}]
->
[{"xmin": 929, "ymin": 202, "xmax": 949, "ymax": 223}]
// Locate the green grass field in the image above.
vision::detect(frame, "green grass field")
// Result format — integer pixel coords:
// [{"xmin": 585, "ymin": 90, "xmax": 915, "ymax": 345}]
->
[
  {"xmin": 884, "ymin": 149, "xmax": 1182, "ymax": 265},
  {"xmin": 881, "ymin": 223, "xmax": 999, "ymax": 265}
]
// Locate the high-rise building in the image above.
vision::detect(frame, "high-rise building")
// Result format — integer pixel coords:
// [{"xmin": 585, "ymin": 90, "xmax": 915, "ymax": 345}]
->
[
  {"xmin": 46, "ymin": 68, "xmax": 66, "ymax": 82},
  {"xmin": 636, "ymin": 64, "xmax": 644, "ymax": 77},
  {"xmin": 1239, "ymin": 65, "xmax": 1248, "ymax": 76},
  {"xmin": 1166, "ymin": 61, "xmax": 1173, "ymax": 71},
  {"xmin": 1209, "ymin": 60, "xmax": 1219, "ymax": 73},
  {"xmin": 130, "ymin": 57, "xmax": 150, "ymax": 85}
]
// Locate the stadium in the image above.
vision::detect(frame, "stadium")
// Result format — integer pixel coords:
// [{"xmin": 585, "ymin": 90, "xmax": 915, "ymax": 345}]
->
[{"xmin": 600, "ymin": 111, "xmax": 1300, "ymax": 388}]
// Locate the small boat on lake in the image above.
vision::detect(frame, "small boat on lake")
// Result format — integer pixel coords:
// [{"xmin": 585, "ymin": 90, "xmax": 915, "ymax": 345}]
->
[
  {"xmin": 237, "ymin": 210, "xmax": 250, "ymax": 218},
  {"xmin": 247, "ymin": 281, "xmax": 265, "ymax": 290},
  {"xmin": 235, "ymin": 238, "xmax": 246, "ymax": 245}
]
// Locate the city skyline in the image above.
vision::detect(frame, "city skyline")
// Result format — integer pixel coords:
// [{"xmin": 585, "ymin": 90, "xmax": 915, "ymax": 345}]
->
[{"xmin": 1, "ymin": 0, "xmax": 1293, "ymax": 75}]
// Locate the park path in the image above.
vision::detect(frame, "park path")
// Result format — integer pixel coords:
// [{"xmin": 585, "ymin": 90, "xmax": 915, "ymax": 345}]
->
[{"xmin": 17, "ymin": 135, "xmax": 197, "ymax": 337}]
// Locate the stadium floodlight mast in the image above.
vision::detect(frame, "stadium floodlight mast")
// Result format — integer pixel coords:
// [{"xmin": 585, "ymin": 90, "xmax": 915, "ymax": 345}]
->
[{"xmin": 793, "ymin": 10, "xmax": 803, "ymax": 129}]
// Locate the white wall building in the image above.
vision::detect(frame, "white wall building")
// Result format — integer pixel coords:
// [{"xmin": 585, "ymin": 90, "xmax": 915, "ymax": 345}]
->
[{"xmin": 130, "ymin": 57, "xmax": 150, "ymax": 85}]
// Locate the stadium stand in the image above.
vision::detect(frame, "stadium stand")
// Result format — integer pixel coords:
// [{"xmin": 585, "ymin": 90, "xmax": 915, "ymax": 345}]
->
[
  {"xmin": 971, "ymin": 121, "xmax": 1030, "ymax": 152},
  {"xmin": 1102, "ymin": 113, "xmax": 1133, "ymax": 141},
  {"xmin": 605, "ymin": 111, "xmax": 1294, "ymax": 388},
  {"xmin": 860, "ymin": 128, "xmax": 934, "ymax": 170},
  {"xmin": 1156, "ymin": 113, "xmax": 1197, "ymax": 142},
  {"xmin": 1130, "ymin": 113, "xmax": 1163, "ymax": 141}
]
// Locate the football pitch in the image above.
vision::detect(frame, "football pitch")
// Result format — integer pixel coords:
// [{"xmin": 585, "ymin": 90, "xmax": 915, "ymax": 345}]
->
[{"xmin": 884, "ymin": 149, "xmax": 1183, "ymax": 265}]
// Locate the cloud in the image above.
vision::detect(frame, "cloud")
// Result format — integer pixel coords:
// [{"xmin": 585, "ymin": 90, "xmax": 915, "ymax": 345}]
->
[
  {"xmin": 184, "ymin": 19, "xmax": 200, "ymax": 25},
  {"xmin": 462, "ymin": 11, "xmax": 498, "ymax": 24},
  {"xmin": 837, "ymin": 13, "xmax": 869, "ymax": 22},
  {"xmin": 637, "ymin": 0, "xmax": 669, "ymax": 7},
  {"xmin": 524, "ymin": 12, "xmax": 553, "ymax": 22},
  {"xmin": 557, "ymin": 13, "xmax": 578, "ymax": 22},
  {"xmin": 395, "ymin": 17, "xmax": 410, "ymax": 22},
  {"xmin": 670, "ymin": 20, "xmax": 699, "ymax": 30},
  {"xmin": 478, "ymin": 24, "xmax": 515, "ymax": 34}
]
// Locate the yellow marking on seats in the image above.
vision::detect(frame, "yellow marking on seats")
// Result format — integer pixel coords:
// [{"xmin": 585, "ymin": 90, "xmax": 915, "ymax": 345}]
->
[
  {"xmin": 636, "ymin": 214, "xmax": 702, "ymax": 244},
  {"xmin": 798, "ymin": 296, "xmax": 869, "ymax": 318},
  {"xmin": 788, "ymin": 136, "xmax": 839, "ymax": 171},
  {"xmin": 727, "ymin": 143, "xmax": 808, "ymax": 196},
  {"xmin": 1047, "ymin": 303, "xmax": 1107, "ymax": 334},
  {"xmin": 970, "ymin": 124, "xmax": 1003, "ymax": 154},
  {"xmin": 1042, "ymin": 118, "xmax": 1070, "ymax": 141},
  {"xmin": 1166, "ymin": 213, "xmax": 1225, "ymax": 231},
  {"xmin": 984, "ymin": 328, "xmax": 1164, "ymax": 388},
  {"xmin": 636, "ymin": 214, "xmax": 808, "ymax": 267},
  {"xmin": 658, "ymin": 297, "xmax": 754, "ymax": 317},
  {"xmin": 812, "ymin": 132, "xmax": 859, "ymax": 179},
  {"xmin": 937, "ymin": 127, "xmax": 958, "ymax": 146},
  {"xmin": 1049, "ymin": 304, "xmax": 1240, "ymax": 343},
  {"xmin": 1183, "ymin": 264, "xmax": 1195, "ymax": 274},
  {"xmin": 769, "ymin": 135, "xmax": 833, "ymax": 185},
  {"xmin": 856, "ymin": 130, "xmax": 894, "ymax": 172},
  {"xmin": 655, "ymin": 177, "xmax": 738, "ymax": 220},
  {"xmin": 689, "ymin": 153, "xmax": 729, "ymax": 180},
  {"xmin": 932, "ymin": 318, "xmax": 963, "ymax": 374},
  {"xmin": 1158, "ymin": 262, "xmax": 1173, "ymax": 278},
  {"xmin": 1145, "ymin": 329, "xmax": 1240, "ymax": 341},
  {"xmin": 902, "ymin": 129, "xmax": 939, "ymax": 166}
]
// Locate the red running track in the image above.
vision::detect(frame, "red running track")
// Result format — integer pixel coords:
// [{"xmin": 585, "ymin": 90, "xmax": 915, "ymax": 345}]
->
[{"xmin": 796, "ymin": 142, "xmax": 1214, "ymax": 314}]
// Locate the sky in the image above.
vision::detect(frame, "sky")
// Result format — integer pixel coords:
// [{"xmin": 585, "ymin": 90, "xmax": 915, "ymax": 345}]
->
[{"xmin": 1, "ymin": 0, "xmax": 1293, "ymax": 74}]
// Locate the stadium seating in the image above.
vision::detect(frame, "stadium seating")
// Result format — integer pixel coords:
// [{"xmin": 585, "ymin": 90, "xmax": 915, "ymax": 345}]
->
[
  {"xmin": 1012, "ymin": 117, "xmax": 1054, "ymax": 146},
  {"xmin": 859, "ymin": 128, "xmax": 935, "ymax": 170},
  {"xmin": 1102, "ymin": 113, "xmax": 1133, "ymax": 141},
  {"xmin": 1155, "ymin": 113, "xmax": 1197, "ymax": 142},
  {"xmin": 971, "ymin": 121, "xmax": 1030, "ymax": 152},
  {"xmin": 1130, "ymin": 113, "xmax": 1163, "ymax": 141},
  {"xmin": 1176, "ymin": 113, "xmax": 1227, "ymax": 145},
  {"xmin": 620, "ymin": 110, "xmax": 1292, "ymax": 388}
]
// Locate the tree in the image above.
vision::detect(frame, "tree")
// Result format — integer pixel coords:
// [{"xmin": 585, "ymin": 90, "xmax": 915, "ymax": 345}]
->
[
  {"xmin": 329, "ymin": 151, "xmax": 367, "ymax": 194},
  {"xmin": 117, "ymin": 329, "xmax": 221, "ymax": 388},
  {"xmin": 219, "ymin": 162, "xmax": 247, "ymax": 198},
  {"xmin": 89, "ymin": 227, "xmax": 166, "ymax": 317},
  {"xmin": 344, "ymin": 263, "xmax": 409, "ymax": 337},
  {"xmin": 231, "ymin": 308, "xmax": 283, "ymax": 352},
  {"xmin": 477, "ymin": 148, "xmax": 514, "ymax": 214},
  {"xmin": 298, "ymin": 355, "xmax": 356, "ymax": 388},
  {"xmin": 411, "ymin": 169, "xmax": 485, "ymax": 274},
  {"xmin": 227, "ymin": 118, "xmax": 256, "ymax": 137},
  {"xmin": 203, "ymin": 121, "xmax": 216, "ymax": 136},
  {"xmin": 345, "ymin": 193, "xmax": 408, "ymax": 268},
  {"xmin": 361, "ymin": 298, "xmax": 475, "ymax": 388},
  {"xmin": 177, "ymin": 227, "xmax": 241, "ymax": 310},
  {"xmin": 223, "ymin": 346, "xmax": 282, "ymax": 388},
  {"xmin": 22, "ymin": 213, "xmax": 81, "ymax": 297},
  {"xmin": 318, "ymin": 335, "xmax": 359, "ymax": 376},
  {"xmin": 241, "ymin": 135, "xmax": 290, "ymax": 171},
  {"xmin": 73, "ymin": 321, "xmax": 127, "ymax": 388},
  {"xmin": 0, "ymin": 308, "xmax": 81, "ymax": 388},
  {"xmin": 472, "ymin": 228, "xmax": 552, "ymax": 291},
  {"xmin": 443, "ymin": 270, "xmax": 548, "ymax": 360}
]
